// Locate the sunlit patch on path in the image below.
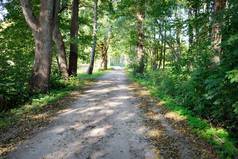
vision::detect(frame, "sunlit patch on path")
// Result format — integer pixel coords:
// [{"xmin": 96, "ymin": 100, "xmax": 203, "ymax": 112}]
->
[{"xmin": 7, "ymin": 70, "xmax": 157, "ymax": 159}]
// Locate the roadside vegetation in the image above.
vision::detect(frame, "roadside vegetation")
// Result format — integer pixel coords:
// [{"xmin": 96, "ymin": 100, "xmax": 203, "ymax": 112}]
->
[
  {"xmin": 129, "ymin": 70, "xmax": 238, "ymax": 158},
  {"xmin": 0, "ymin": 71, "xmax": 104, "ymax": 130},
  {"xmin": 1, "ymin": 0, "xmax": 238, "ymax": 158}
]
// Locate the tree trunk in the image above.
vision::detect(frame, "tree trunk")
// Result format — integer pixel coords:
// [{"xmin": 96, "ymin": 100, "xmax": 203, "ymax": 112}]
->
[
  {"xmin": 100, "ymin": 28, "xmax": 111, "ymax": 70},
  {"xmin": 100, "ymin": 42, "xmax": 109, "ymax": 70},
  {"xmin": 53, "ymin": 0, "xmax": 68, "ymax": 79},
  {"xmin": 211, "ymin": 0, "xmax": 226, "ymax": 65},
  {"xmin": 187, "ymin": 7, "xmax": 194, "ymax": 72},
  {"xmin": 188, "ymin": 8, "xmax": 194, "ymax": 48},
  {"xmin": 103, "ymin": 51, "xmax": 108, "ymax": 70},
  {"xmin": 152, "ymin": 23, "xmax": 159, "ymax": 70},
  {"xmin": 53, "ymin": 26, "xmax": 68, "ymax": 79},
  {"xmin": 68, "ymin": 0, "xmax": 79, "ymax": 76},
  {"xmin": 162, "ymin": 27, "xmax": 166, "ymax": 70},
  {"xmin": 87, "ymin": 0, "xmax": 98, "ymax": 74},
  {"xmin": 135, "ymin": 9, "xmax": 145, "ymax": 74},
  {"xmin": 158, "ymin": 22, "xmax": 163, "ymax": 69},
  {"xmin": 20, "ymin": 0, "xmax": 54, "ymax": 92},
  {"xmin": 152, "ymin": 46, "xmax": 159, "ymax": 70}
]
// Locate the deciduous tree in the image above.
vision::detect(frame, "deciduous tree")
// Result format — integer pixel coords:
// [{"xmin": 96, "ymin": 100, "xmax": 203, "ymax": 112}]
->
[{"xmin": 20, "ymin": 0, "xmax": 55, "ymax": 92}]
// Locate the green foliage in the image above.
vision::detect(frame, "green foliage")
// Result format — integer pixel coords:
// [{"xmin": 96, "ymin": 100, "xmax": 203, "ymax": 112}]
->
[
  {"xmin": 0, "ymin": 1, "xmax": 34, "ymax": 110},
  {"xmin": 0, "ymin": 71, "xmax": 104, "ymax": 129},
  {"xmin": 0, "ymin": 0, "xmax": 107, "ymax": 110},
  {"xmin": 226, "ymin": 69, "xmax": 238, "ymax": 83},
  {"xmin": 1, "ymin": 0, "xmax": 238, "ymax": 157},
  {"xmin": 129, "ymin": 71, "xmax": 238, "ymax": 158},
  {"xmin": 122, "ymin": 0, "xmax": 238, "ymax": 157}
]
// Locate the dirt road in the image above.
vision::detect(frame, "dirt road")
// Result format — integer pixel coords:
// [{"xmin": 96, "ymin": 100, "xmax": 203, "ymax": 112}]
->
[{"xmin": 7, "ymin": 70, "xmax": 216, "ymax": 159}]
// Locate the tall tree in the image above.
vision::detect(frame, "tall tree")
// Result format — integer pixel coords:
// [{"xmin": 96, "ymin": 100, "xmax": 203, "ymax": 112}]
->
[
  {"xmin": 68, "ymin": 0, "xmax": 79, "ymax": 76},
  {"xmin": 211, "ymin": 0, "xmax": 226, "ymax": 65},
  {"xmin": 87, "ymin": 0, "xmax": 98, "ymax": 74},
  {"xmin": 53, "ymin": 0, "xmax": 69, "ymax": 79},
  {"xmin": 100, "ymin": 27, "xmax": 111, "ymax": 70},
  {"xmin": 135, "ymin": 1, "xmax": 145, "ymax": 74},
  {"xmin": 20, "ymin": 0, "xmax": 55, "ymax": 92}
]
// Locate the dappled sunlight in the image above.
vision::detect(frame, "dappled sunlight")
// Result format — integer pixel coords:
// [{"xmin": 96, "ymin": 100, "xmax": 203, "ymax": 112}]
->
[
  {"xmin": 164, "ymin": 112, "xmax": 186, "ymax": 122},
  {"xmin": 58, "ymin": 108, "xmax": 79, "ymax": 116},
  {"xmin": 90, "ymin": 149, "xmax": 108, "ymax": 159},
  {"xmin": 7, "ymin": 70, "xmax": 158, "ymax": 159},
  {"xmin": 58, "ymin": 108, "xmax": 74, "ymax": 113},
  {"xmin": 147, "ymin": 129, "xmax": 162, "ymax": 138},
  {"xmin": 117, "ymin": 111, "xmax": 136, "ymax": 121},
  {"xmin": 79, "ymin": 106, "xmax": 105, "ymax": 114},
  {"xmin": 50, "ymin": 126, "xmax": 67, "ymax": 134},
  {"xmin": 136, "ymin": 126, "xmax": 147, "ymax": 135},
  {"xmin": 112, "ymin": 95, "xmax": 132, "ymax": 100},
  {"xmin": 139, "ymin": 89, "xmax": 151, "ymax": 96},
  {"xmin": 30, "ymin": 113, "xmax": 48, "ymax": 120},
  {"xmin": 87, "ymin": 125, "xmax": 112, "ymax": 137},
  {"xmin": 156, "ymin": 101, "xmax": 166, "ymax": 106}
]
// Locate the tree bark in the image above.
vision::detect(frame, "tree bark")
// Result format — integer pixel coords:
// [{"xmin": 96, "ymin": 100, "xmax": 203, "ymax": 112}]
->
[
  {"xmin": 152, "ymin": 22, "xmax": 159, "ymax": 70},
  {"xmin": 100, "ymin": 42, "xmax": 109, "ymax": 70},
  {"xmin": 87, "ymin": 0, "xmax": 98, "ymax": 74},
  {"xmin": 211, "ymin": 0, "xmax": 226, "ymax": 65},
  {"xmin": 100, "ymin": 28, "xmax": 111, "ymax": 70},
  {"xmin": 20, "ymin": 0, "xmax": 55, "ymax": 92},
  {"xmin": 135, "ymin": 9, "xmax": 145, "ymax": 74},
  {"xmin": 162, "ymin": 26, "xmax": 166, "ymax": 70},
  {"xmin": 53, "ymin": 0, "xmax": 68, "ymax": 79},
  {"xmin": 68, "ymin": 0, "xmax": 79, "ymax": 76},
  {"xmin": 188, "ymin": 8, "xmax": 194, "ymax": 48},
  {"xmin": 152, "ymin": 46, "xmax": 159, "ymax": 70},
  {"xmin": 158, "ymin": 22, "xmax": 163, "ymax": 69}
]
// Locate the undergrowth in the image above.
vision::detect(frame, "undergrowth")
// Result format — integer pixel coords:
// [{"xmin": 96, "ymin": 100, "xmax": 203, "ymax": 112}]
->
[
  {"xmin": 128, "ymin": 70, "xmax": 238, "ymax": 159},
  {"xmin": 0, "ymin": 71, "xmax": 105, "ymax": 130}
]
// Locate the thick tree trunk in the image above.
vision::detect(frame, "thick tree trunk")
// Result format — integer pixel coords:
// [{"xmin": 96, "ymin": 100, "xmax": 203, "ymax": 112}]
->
[
  {"xmin": 135, "ymin": 9, "xmax": 145, "ymax": 74},
  {"xmin": 53, "ymin": 26, "xmax": 68, "ymax": 79},
  {"xmin": 100, "ymin": 28, "xmax": 111, "ymax": 70},
  {"xmin": 53, "ymin": 0, "xmax": 68, "ymax": 79},
  {"xmin": 103, "ymin": 53, "xmax": 108, "ymax": 70},
  {"xmin": 31, "ymin": 30, "xmax": 53, "ymax": 92},
  {"xmin": 100, "ymin": 42, "xmax": 109, "ymax": 70},
  {"xmin": 211, "ymin": 0, "xmax": 226, "ymax": 65},
  {"xmin": 68, "ymin": 0, "xmax": 79, "ymax": 76},
  {"xmin": 20, "ymin": 0, "xmax": 54, "ymax": 92},
  {"xmin": 87, "ymin": 0, "xmax": 98, "ymax": 74}
]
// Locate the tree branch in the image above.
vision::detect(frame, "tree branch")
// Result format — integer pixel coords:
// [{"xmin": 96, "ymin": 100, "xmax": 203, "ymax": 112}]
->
[{"xmin": 20, "ymin": 0, "xmax": 39, "ymax": 31}]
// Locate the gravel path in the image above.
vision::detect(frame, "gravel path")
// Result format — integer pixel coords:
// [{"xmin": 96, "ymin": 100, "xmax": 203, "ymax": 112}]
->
[
  {"xmin": 7, "ymin": 70, "xmax": 216, "ymax": 159},
  {"xmin": 8, "ymin": 70, "xmax": 156, "ymax": 159}
]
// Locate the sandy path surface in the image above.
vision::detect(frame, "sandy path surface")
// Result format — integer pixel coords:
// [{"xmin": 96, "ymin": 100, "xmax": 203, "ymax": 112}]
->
[
  {"xmin": 7, "ymin": 70, "xmax": 216, "ymax": 159},
  {"xmin": 8, "ymin": 70, "xmax": 156, "ymax": 159}
]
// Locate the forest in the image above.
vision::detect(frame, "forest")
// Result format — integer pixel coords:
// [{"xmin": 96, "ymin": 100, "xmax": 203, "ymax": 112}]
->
[{"xmin": 0, "ymin": 0, "xmax": 238, "ymax": 158}]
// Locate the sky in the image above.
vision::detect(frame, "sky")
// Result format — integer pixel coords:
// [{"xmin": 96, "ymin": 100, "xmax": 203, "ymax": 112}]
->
[{"xmin": 0, "ymin": 0, "xmax": 7, "ymax": 21}]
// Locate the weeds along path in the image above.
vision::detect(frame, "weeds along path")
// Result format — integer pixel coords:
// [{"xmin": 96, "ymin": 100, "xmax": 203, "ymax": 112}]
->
[{"xmin": 8, "ymin": 70, "xmax": 216, "ymax": 159}]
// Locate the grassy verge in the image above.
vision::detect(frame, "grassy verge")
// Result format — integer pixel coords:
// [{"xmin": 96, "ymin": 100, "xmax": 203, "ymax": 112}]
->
[
  {"xmin": 0, "ymin": 71, "xmax": 105, "ymax": 130},
  {"xmin": 128, "ymin": 71, "xmax": 238, "ymax": 159}
]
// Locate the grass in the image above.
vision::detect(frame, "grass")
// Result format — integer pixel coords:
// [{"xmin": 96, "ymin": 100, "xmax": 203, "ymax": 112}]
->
[
  {"xmin": 0, "ymin": 71, "xmax": 105, "ymax": 130},
  {"xmin": 128, "ymin": 71, "xmax": 238, "ymax": 159}
]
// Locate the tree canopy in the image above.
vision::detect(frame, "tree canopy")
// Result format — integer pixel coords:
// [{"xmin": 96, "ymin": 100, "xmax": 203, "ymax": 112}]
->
[{"xmin": 0, "ymin": 0, "xmax": 238, "ymax": 157}]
